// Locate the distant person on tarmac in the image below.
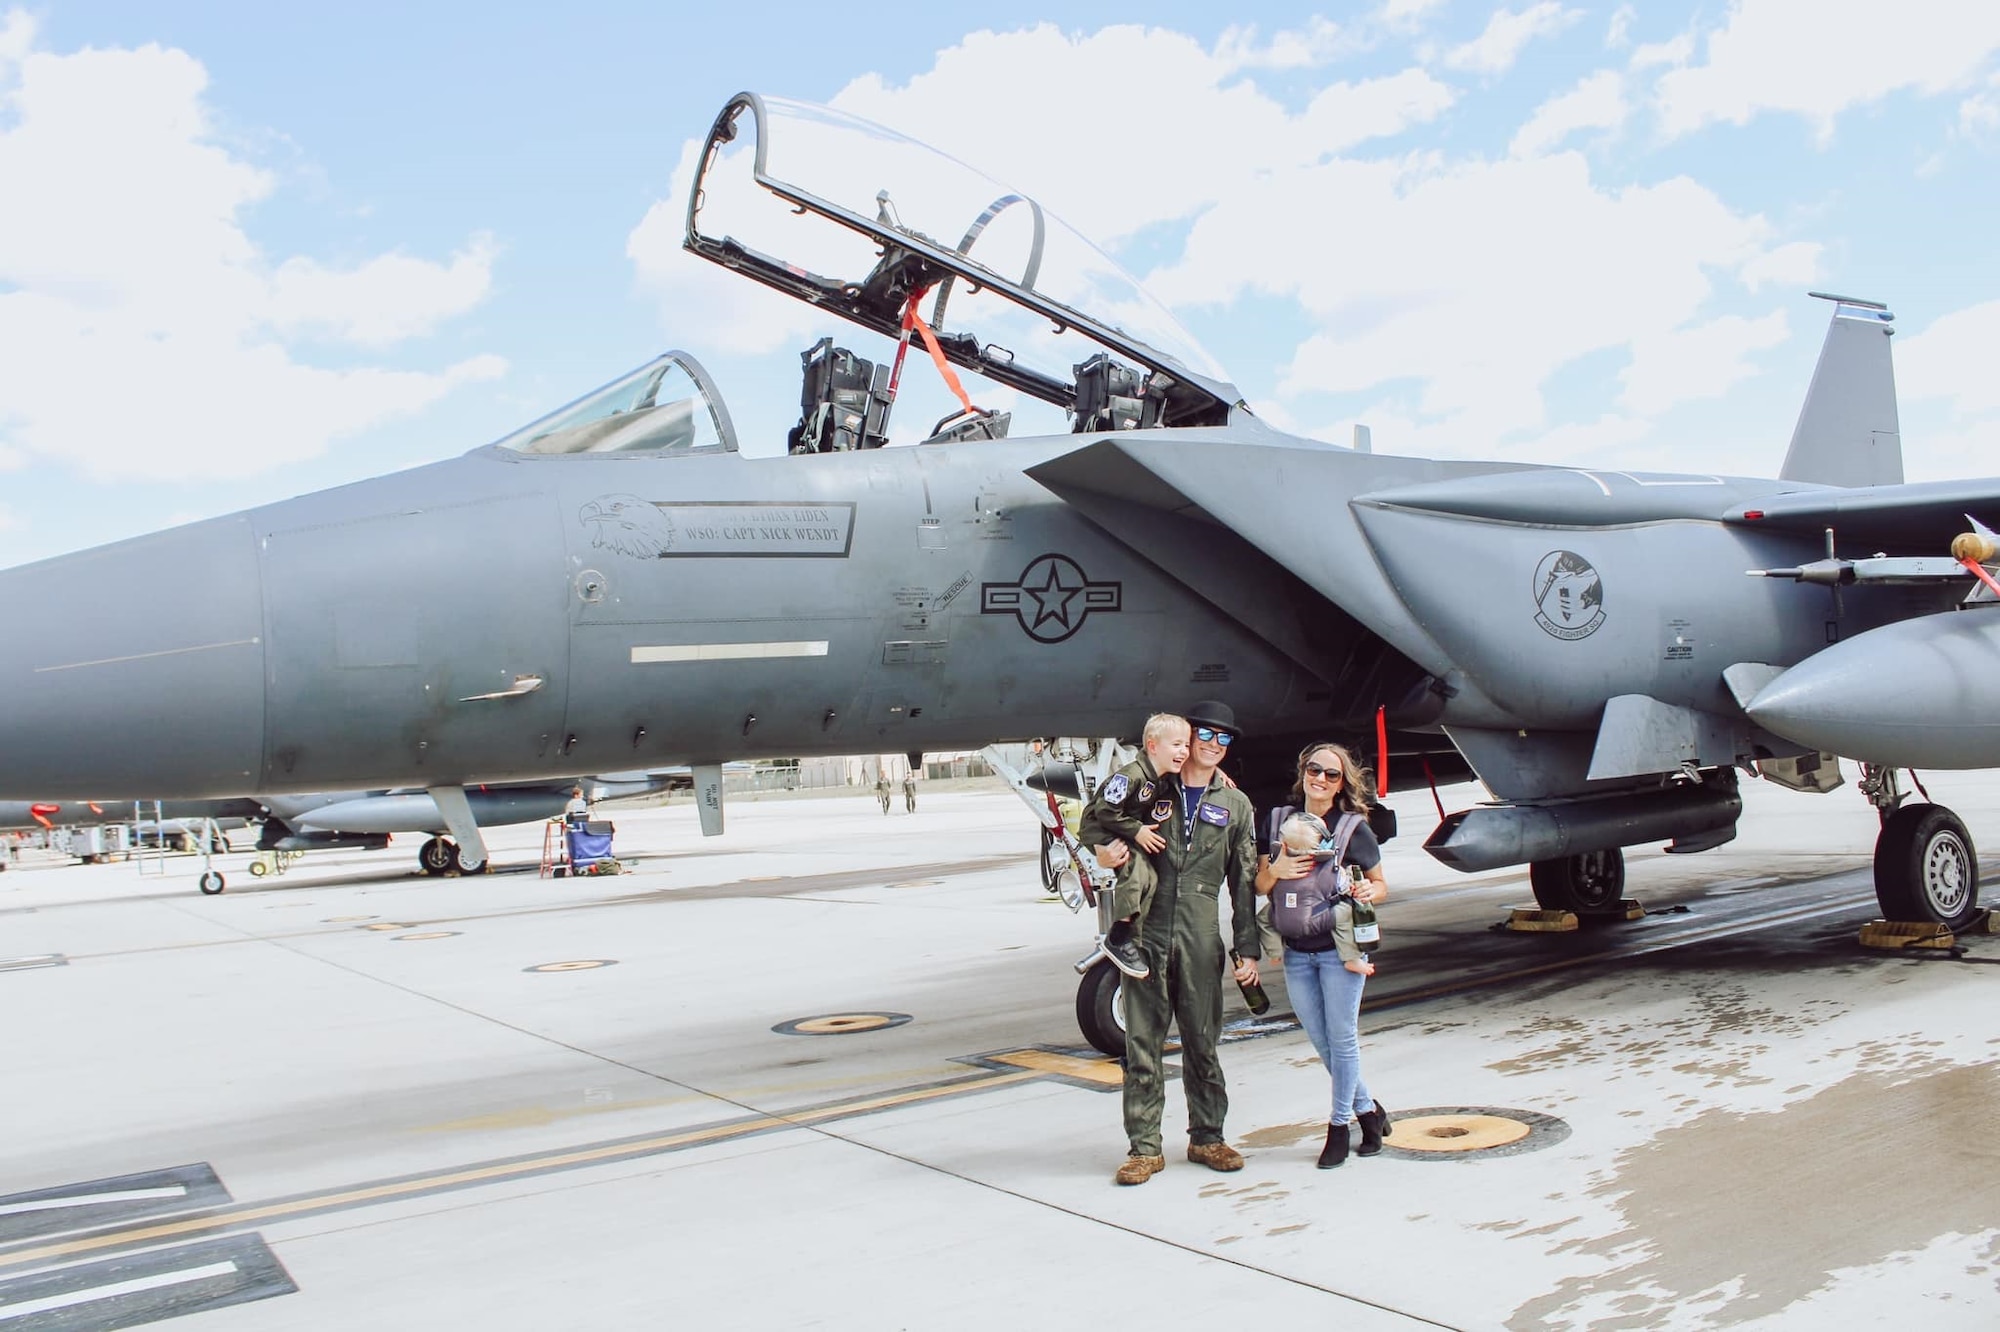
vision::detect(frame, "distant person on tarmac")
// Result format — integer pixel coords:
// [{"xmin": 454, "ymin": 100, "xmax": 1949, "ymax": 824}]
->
[
  {"xmin": 876, "ymin": 775, "xmax": 892, "ymax": 814},
  {"xmin": 565, "ymin": 786, "xmax": 590, "ymax": 822},
  {"xmin": 903, "ymin": 772, "xmax": 917, "ymax": 813}
]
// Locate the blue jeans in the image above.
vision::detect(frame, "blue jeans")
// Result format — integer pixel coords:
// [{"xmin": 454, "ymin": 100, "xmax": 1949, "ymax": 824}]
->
[{"xmin": 1285, "ymin": 948, "xmax": 1374, "ymax": 1126}]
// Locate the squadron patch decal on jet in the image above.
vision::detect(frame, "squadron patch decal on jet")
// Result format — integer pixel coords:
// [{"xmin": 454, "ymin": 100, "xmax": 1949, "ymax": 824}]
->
[
  {"xmin": 1532, "ymin": 550, "xmax": 1605, "ymax": 641},
  {"xmin": 582, "ymin": 497, "xmax": 856, "ymax": 558},
  {"xmin": 980, "ymin": 554, "xmax": 1122, "ymax": 644}
]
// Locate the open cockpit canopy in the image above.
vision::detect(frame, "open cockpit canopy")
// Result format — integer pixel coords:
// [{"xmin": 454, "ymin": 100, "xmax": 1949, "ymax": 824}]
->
[{"xmin": 683, "ymin": 92, "xmax": 1241, "ymax": 432}]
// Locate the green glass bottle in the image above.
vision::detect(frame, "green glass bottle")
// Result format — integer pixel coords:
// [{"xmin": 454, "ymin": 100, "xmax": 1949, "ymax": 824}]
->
[{"xmin": 1230, "ymin": 949, "xmax": 1270, "ymax": 1015}]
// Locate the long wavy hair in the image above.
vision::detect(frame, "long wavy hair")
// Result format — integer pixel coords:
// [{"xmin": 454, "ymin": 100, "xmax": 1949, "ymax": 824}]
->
[{"xmin": 1286, "ymin": 741, "xmax": 1375, "ymax": 814}]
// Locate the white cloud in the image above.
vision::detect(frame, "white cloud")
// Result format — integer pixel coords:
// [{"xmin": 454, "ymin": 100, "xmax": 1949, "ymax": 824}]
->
[
  {"xmin": 1605, "ymin": 6, "xmax": 1635, "ymax": 50},
  {"xmin": 1380, "ymin": 0, "xmax": 1449, "ymax": 27},
  {"xmin": 1655, "ymin": 0, "xmax": 2000, "ymax": 141},
  {"xmin": 1736, "ymin": 240, "xmax": 1820, "ymax": 291},
  {"xmin": 1629, "ymin": 33, "xmax": 1694, "ymax": 71},
  {"xmin": 1214, "ymin": 19, "xmax": 1353, "ymax": 72},
  {"xmin": 1511, "ymin": 70, "xmax": 1627, "ymax": 157},
  {"xmin": 1961, "ymin": 72, "xmax": 2000, "ymax": 137},
  {"xmin": 1444, "ymin": 3, "xmax": 1583, "ymax": 75},
  {"xmin": 1900, "ymin": 299, "xmax": 2000, "ymax": 418},
  {"xmin": 1619, "ymin": 309, "xmax": 1789, "ymax": 415},
  {"xmin": 270, "ymin": 237, "xmax": 498, "ymax": 346},
  {"xmin": 1151, "ymin": 149, "xmax": 1795, "ymax": 446},
  {"xmin": 0, "ymin": 502, "xmax": 16, "ymax": 532},
  {"xmin": 0, "ymin": 17, "xmax": 502, "ymax": 480}
]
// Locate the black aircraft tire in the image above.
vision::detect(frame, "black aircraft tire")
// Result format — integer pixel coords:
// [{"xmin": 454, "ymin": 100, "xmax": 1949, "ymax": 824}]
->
[
  {"xmin": 1529, "ymin": 849, "xmax": 1627, "ymax": 915},
  {"xmin": 197, "ymin": 872, "xmax": 225, "ymax": 895},
  {"xmin": 419, "ymin": 837, "xmax": 454, "ymax": 876},
  {"xmin": 1076, "ymin": 958, "xmax": 1128, "ymax": 1057},
  {"xmin": 1874, "ymin": 803, "xmax": 1979, "ymax": 929}
]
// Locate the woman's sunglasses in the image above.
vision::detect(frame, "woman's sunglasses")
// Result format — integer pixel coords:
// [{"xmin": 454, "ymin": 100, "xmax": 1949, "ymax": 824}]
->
[
  {"xmin": 1194, "ymin": 727, "xmax": 1234, "ymax": 746},
  {"xmin": 1303, "ymin": 762, "xmax": 1344, "ymax": 780}
]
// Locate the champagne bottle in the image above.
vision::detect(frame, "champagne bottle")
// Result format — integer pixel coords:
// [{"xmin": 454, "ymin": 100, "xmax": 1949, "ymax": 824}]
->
[
  {"xmin": 1230, "ymin": 949, "xmax": 1271, "ymax": 1016},
  {"xmin": 1346, "ymin": 866, "xmax": 1381, "ymax": 947}
]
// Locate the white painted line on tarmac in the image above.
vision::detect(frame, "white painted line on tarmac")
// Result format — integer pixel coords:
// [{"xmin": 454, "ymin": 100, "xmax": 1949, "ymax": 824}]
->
[
  {"xmin": 0, "ymin": 1187, "xmax": 186, "ymax": 1218},
  {"xmin": 0, "ymin": 1259, "xmax": 235, "ymax": 1321}
]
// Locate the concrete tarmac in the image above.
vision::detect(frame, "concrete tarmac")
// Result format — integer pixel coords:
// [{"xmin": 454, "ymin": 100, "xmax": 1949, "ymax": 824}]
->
[{"xmin": 2, "ymin": 770, "xmax": 1998, "ymax": 1329}]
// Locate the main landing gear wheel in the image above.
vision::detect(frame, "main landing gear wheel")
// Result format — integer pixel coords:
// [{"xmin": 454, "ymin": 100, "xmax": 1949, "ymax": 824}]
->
[
  {"xmin": 419, "ymin": 836, "xmax": 460, "ymax": 876},
  {"xmin": 1076, "ymin": 957, "xmax": 1128, "ymax": 1057},
  {"xmin": 197, "ymin": 872, "xmax": 225, "ymax": 895},
  {"xmin": 1040, "ymin": 826, "xmax": 1071, "ymax": 895},
  {"xmin": 1529, "ymin": 849, "xmax": 1627, "ymax": 915},
  {"xmin": 1874, "ymin": 803, "xmax": 1979, "ymax": 930}
]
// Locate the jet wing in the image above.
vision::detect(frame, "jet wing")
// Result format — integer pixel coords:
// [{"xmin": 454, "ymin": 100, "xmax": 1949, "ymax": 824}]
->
[
  {"xmin": 1726, "ymin": 478, "xmax": 2000, "ymax": 551},
  {"xmin": 1028, "ymin": 434, "xmax": 1518, "ymax": 728}
]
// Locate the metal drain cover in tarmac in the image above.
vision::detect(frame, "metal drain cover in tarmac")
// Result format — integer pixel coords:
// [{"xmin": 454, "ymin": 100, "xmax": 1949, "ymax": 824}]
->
[
  {"xmin": 773, "ymin": 1012, "xmax": 913, "ymax": 1036},
  {"xmin": 1379, "ymin": 1106, "xmax": 1570, "ymax": 1160}
]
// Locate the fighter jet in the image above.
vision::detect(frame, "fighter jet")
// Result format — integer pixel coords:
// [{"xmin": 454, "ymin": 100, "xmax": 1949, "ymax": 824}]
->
[
  {"xmin": 1, "ymin": 91, "xmax": 1993, "ymax": 983},
  {"xmin": 0, "ymin": 773, "xmax": 680, "ymax": 886}
]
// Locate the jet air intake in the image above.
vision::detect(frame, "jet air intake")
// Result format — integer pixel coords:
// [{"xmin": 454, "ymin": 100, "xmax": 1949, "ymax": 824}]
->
[{"xmin": 1424, "ymin": 780, "xmax": 1742, "ymax": 873}]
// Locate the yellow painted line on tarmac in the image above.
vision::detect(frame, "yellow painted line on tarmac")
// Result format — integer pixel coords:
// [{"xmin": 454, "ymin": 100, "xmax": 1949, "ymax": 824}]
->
[
  {"xmin": 988, "ymin": 1049, "xmax": 1124, "ymax": 1087},
  {"xmin": 0, "ymin": 1068, "xmax": 1043, "ymax": 1271}
]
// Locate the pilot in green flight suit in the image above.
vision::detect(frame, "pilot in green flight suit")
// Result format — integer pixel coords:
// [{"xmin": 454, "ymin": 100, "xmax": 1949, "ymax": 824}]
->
[{"xmin": 1113, "ymin": 701, "xmax": 1262, "ymax": 1185}]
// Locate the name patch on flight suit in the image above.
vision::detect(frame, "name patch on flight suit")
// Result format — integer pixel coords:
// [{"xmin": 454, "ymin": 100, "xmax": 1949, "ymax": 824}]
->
[
  {"xmin": 1101, "ymin": 774, "xmax": 1130, "ymax": 804},
  {"xmin": 1152, "ymin": 800, "xmax": 1175, "ymax": 822},
  {"xmin": 1198, "ymin": 804, "xmax": 1230, "ymax": 826}
]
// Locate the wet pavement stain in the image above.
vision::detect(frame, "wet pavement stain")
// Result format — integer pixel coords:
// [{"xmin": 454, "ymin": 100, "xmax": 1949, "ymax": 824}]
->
[
  {"xmin": 1240, "ymin": 1120, "xmax": 1324, "ymax": 1150},
  {"xmin": 1487, "ymin": 988, "xmax": 1848, "ymax": 1079},
  {"xmin": 1507, "ymin": 1060, "xmax": 2000, "ymax": 1329}
]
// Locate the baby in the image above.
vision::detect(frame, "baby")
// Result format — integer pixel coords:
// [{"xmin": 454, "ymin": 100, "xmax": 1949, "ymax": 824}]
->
[{"xmin": 1277, "ymin": 812, "xmax": 1374, "ymax": 977}]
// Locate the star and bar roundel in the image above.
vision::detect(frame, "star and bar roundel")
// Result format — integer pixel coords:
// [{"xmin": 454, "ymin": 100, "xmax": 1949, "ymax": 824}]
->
[{"xmin": 980, "ymin": 554, "xmax": 1123, "ymax": 644}]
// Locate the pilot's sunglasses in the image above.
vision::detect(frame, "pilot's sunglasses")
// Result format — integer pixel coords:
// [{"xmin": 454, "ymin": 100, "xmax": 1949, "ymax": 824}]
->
[
  {"xmin": 1304, "ymin": 762, "xmax": 1343, "ymax": 780},
  {"xmin": 1194, "ymin": 727, "xmax": 1234, "ymax": 746}
]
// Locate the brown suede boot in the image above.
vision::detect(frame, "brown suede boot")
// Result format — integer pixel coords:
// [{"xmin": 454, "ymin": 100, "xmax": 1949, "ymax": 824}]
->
[
  {"xmin": 1186, "ymin": 1141, "xmax": 1244, "ymax": 1172},
  {"xmin": 1115, "ymin": 1154, "xmax": 1166, "ymax": 1185}
]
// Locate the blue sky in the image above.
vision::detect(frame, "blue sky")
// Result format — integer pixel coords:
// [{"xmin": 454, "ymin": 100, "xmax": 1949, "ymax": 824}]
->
[{"xmin": 2, "ymin": 1, "xmax": 1997, "ymax": 566}]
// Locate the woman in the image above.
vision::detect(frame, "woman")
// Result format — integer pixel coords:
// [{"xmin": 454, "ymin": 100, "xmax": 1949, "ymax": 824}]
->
[{"xmin": 1254, "ymin": 742, "xmax": 1390, "ymax": 1168}]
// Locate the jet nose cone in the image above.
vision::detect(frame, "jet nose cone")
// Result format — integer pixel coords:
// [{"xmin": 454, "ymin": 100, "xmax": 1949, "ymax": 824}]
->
[
  {"xmin": 0, "ymin": 518, "xmax": 267, "ymax": 798},
  {"xmin": 1746, "ymin": 612, "xmax": 2000, "ymax": 769}
]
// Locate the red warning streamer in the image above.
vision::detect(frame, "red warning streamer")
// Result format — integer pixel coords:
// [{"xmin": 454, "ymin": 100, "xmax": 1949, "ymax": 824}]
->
[
  {"xmin": 1961, "ymin": 557, "xmax": 2000, "ymax": 600},
  {"xmin": 1375, "ymin": 705, "xmax": 1389, "ymax": 797}
]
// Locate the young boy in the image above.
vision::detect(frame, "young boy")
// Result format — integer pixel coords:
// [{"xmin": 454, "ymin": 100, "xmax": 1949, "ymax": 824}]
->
[
  {"xmin": 1275, "ymin": 812, "xmax": 1374, "ymax": 976},
  {"xmin": 1079, "ymin": 714, "xmax": 1191, "ymax": 979}
]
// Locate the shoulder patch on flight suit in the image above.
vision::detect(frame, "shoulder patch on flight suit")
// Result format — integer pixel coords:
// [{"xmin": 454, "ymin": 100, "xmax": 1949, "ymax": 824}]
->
[
  {"xmin": 1101, "ymin": 774, "xmax": 1130, "ymax": 804},
  {"xmin": 1135, "ymin": 780, "xmax": 1155, "ymax": 804},
  {"xmin": 1198, "ymin": 804, "xmax": 1230, "ymax": 826}
]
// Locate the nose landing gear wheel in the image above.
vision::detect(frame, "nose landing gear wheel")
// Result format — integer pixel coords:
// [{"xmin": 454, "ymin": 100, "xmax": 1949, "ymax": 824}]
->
[
  {"xmin": 419, "ymin": 836, "xmax": 460, "ymax": 876},
  {"xmin": 1529, "ymin": 848, "xmax": 1626, "ymax": 915},
  {"xmin": 1874, "ymin": 803, "xmax": 1979, "ymax": 929},
  {"xmin": 197, "ymin": 872, "xmax": 225, "ymax": 895},
  {"xmin": 1076, "ymin": 957, "xmax": 1128, "ymax": 1057}
]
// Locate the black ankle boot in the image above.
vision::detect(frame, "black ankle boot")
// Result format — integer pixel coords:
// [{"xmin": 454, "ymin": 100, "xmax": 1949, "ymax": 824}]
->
[
  {"xmin": 1317, "ymin": 1122, "xmax": 1349, "ymax": 1169},
  {"xmin": 1357, "ymin": 1102, "xmax": 1390, "ymax": 1156}
]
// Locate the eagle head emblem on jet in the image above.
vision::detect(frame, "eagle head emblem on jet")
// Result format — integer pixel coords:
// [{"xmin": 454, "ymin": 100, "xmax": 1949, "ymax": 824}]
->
[{"xmin": 580, "ymin": 494, "xmax": 676, "ymax": 558}]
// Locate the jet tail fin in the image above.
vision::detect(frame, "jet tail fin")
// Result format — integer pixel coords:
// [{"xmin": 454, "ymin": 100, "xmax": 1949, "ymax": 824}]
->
[{"xmin": 1779, "ymin": 293, "xmax": 1901, "ymax": 488}]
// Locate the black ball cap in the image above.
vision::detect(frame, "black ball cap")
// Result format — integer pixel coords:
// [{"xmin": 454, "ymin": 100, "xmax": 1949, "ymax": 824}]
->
[{"xmin": 1186, "ymin": 700, "xmax": 1239, "ymax": 737}]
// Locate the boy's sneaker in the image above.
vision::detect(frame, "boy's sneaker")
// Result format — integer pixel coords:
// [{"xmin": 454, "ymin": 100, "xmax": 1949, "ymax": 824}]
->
[{"xmin": 1104, "ymin": 936, "xmax": 1151, "ymax": 979}]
